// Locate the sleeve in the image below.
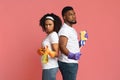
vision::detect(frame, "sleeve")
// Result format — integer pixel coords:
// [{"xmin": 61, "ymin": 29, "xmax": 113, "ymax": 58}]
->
[
  {"xmin": 58, "ymin": 28, "xmax": 69, "ymax": 39},
  {"xmin": 49, "ymin": 32, "xmax": 59, "ymax": 44}
]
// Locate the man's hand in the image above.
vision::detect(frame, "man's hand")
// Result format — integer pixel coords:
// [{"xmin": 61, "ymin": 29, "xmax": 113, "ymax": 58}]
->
[
  {"xmin": 68, "ymin": 52, "xmax": 81, "ymax": 60},
  {"xmin": 79, "ymin": 30, "xmax": 88, "ymax": 47}
]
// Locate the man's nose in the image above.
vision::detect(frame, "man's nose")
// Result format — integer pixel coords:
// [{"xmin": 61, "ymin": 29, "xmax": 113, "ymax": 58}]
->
[{"xmin": 72, "ymin": 15, "xmax": 76, "ymax": 18}]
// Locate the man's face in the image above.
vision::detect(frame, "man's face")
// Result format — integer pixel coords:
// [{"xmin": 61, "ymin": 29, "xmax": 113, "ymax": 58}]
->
[{"xmin": 64, "ymin": 10, "xmax": 77, "ymax": 24}]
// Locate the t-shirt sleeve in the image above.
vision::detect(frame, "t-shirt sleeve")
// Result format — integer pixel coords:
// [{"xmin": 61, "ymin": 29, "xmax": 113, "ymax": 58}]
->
[
  {"xmin": 58, "ymin": 28, "xmax": 69, "ymax": 38},
  {"xmin": 49, "ymin": 32, "xmax": 59, "ymax": 44}
]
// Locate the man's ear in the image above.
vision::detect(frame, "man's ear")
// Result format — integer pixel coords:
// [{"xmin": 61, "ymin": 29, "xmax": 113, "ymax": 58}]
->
[{"xmin": 63, "ymin": 16, "xmax": 66, "ymax": 20}]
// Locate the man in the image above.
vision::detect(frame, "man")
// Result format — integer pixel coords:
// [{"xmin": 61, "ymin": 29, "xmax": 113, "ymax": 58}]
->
[{"xmin": 58, "ymin": 6, "xmax": 81, "ymax": 80}]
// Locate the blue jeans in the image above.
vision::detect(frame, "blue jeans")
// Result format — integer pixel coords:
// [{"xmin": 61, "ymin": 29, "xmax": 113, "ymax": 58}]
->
[
  {"xmin": 58, "ymin": 61, "xmax": 78, "ymax": 80},
  {"xmin": 42, "ymin": 67, "xmax": 58, "ymax": 80}
]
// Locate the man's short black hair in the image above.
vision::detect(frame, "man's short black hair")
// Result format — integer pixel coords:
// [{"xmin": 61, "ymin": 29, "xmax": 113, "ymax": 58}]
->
[{"xmin": 62, "ymin": 6, "xmax": 73, "ymax": 17}]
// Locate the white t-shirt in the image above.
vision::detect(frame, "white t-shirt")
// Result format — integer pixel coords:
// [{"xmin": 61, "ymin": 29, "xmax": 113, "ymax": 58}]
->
[
  {"xmin": 58, "ymin": 23, "xmax": 80, "ymax": 63},
  {"xmin": 41, "ymin": 32, "xmax": 58, "ymax": 69}
]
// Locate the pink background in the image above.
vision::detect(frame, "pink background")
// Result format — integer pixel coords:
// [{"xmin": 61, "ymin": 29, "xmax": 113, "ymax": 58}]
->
[{"xmin": 0, "ymin": 0, "xmax": 120, "ymax": 80}]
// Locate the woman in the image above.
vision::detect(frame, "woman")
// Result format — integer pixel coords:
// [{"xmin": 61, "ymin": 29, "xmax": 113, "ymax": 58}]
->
[{"xmin": 38, "ymin": 13, "xmax": 62, "ymax": 80}]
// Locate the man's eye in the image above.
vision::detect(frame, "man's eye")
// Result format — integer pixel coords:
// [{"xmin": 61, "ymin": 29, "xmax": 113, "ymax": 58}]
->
[
  {"xmin": 69, "ymin": 14, "xmax": 73, "ymax": 16},
  {"xmin": 49, "ymin": 24, "xmax": 52, "ymax": 26}
]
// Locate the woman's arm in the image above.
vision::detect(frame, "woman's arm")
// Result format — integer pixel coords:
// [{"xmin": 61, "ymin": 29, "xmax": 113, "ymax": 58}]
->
[{"xmin": 51, "ymin": 43, "xmax": 59, "ymax": 57}]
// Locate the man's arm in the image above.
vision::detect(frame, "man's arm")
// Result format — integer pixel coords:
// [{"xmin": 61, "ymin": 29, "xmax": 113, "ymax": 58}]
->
[
  {"xmin": 59, "ymin": 36, "xmax": 69, "ymax": 56},
  {"xmin": 59, "ymin": 35, "xmax": 81, "ymax": 60}
]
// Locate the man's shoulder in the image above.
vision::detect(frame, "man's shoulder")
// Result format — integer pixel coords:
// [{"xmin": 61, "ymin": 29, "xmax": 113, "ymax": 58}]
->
[{"xmin": 59, "ymin": 26, "xmax": 68, "ymax": 34}]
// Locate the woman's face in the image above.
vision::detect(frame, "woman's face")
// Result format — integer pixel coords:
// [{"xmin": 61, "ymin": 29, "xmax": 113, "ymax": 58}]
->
[{"xmin": 45, "ymin": 19, "xmax": 54, "ymax": 34}]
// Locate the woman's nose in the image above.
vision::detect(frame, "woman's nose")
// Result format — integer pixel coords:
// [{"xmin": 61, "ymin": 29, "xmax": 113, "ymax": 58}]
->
[{"xmin": 46, "ymin": 25, "xmax": 49, "ymax": 28}]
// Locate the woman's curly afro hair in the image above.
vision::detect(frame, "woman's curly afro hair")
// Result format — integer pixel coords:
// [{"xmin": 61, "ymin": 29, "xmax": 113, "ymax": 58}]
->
[{"xmin": 39, "ymin": 13, "xmax": 62, "ymax": 33}]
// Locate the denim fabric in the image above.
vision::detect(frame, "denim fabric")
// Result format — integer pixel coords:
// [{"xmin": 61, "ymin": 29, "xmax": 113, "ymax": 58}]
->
[
  {"xmin": 58, "ymin": 61, "xmax": 78, "ymax": 80},
  {"xmin": 42, "ymin": 67, "xmax": 58, "ymax": 80}
]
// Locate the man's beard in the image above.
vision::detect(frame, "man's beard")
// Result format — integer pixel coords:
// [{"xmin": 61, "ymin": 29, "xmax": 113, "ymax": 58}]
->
[{"xmin": 68, "ymin": 20, "xmax": 77, "ymax": 24}]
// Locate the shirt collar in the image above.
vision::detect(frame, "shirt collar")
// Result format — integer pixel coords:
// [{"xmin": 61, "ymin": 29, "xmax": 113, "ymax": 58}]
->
[{"xmin": 63, "ymin": 23, "xmax": 73, "ymax": 30}]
